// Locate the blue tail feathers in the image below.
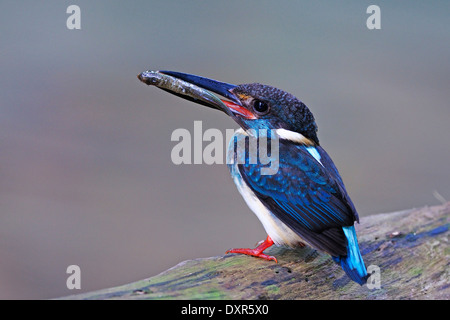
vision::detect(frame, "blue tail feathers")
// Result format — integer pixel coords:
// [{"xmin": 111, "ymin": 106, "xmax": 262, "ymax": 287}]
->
[{"xmin": 332, "ymin": 226, "xmax": 368, "ymax": 285}]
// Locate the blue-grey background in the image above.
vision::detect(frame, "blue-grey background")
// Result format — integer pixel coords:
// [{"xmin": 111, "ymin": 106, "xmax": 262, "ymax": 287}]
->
[{"xmin": 1, "ymin": 1, "xmax": 449, "ymax": 299}]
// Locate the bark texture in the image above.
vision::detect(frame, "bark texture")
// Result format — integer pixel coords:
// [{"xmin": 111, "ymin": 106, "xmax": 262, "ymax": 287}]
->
[{"xmin": 62, "ymin": 202, "xmax": 449, "ymax": 300}]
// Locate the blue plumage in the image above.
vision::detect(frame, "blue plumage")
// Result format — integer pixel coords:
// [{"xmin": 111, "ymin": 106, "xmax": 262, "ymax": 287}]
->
[
  {"xmin": 332, "ymin": 227, "xmax": 368, "ymax": 285},
  {"xmin": 228, "ymin": 128, "xmax": 368, "ymax": 284}
]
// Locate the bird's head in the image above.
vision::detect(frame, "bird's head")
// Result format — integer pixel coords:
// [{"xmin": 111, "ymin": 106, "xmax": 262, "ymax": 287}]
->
[
  {"xmin": 229, "ymin": 83, "xmax": 318, "ymax": 144},
  {"xmin": 138, "ymin": 70, "xmax": 319, "ymax": 145}
]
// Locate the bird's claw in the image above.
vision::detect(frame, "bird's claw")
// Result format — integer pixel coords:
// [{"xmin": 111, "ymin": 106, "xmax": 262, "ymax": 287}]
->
[
  {"xmin": 226, "ymin": 248, "xmax": 278, "ymax": 263},
  {"xmin": 225, "ymin": 235, "xmax": 278, "ymax": 263}
]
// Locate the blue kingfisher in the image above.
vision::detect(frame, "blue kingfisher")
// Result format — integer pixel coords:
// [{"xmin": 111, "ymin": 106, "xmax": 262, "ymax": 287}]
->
[{"xmin": 138, "ymin": 70, "xmax": 369, "ymax": 285}]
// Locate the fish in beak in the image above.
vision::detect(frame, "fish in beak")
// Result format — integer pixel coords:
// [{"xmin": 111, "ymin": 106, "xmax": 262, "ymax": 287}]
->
[{"xmin": 137, "ymin": 70, "xmax": 256, "ymax": 119}]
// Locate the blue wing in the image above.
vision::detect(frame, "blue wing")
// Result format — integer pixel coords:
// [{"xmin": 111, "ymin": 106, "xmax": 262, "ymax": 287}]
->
[{"xmin": 236, "ymin": 139, "xmax": 359, "ymax": 257}]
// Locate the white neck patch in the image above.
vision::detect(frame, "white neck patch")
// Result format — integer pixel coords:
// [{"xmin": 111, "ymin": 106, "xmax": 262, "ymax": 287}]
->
[{"xmin": 275, "ymin": 128, "xmax": 313, "ymax": 145}]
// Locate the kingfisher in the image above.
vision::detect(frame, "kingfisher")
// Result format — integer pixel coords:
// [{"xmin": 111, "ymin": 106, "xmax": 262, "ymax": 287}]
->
[{"xmin": 138, "ymin": 70, "xmax": 369, "ymax": 285}]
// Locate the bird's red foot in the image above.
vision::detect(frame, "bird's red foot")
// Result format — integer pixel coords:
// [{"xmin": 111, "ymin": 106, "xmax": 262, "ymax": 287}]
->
[{"xmin": 226, "ymin": 235, "xmax": 277, "ymax": 263}]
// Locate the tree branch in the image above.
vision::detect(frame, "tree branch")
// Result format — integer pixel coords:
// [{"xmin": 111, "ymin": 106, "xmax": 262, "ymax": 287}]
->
[{"xmin": 62, "ymin": 202, "xmax": 449, "ymax": 300}]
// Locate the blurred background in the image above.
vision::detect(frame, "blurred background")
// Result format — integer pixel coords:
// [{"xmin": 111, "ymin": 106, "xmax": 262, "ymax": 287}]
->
[{"xmin": 0, "ymin": 1, "xmax": 449, "ymax": 299}]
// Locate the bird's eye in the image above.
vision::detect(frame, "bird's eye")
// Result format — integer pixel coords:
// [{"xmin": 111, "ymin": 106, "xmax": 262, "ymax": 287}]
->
[{"xmin": 253, "ymin": 100, "xmax": 270, "ymax": 114}]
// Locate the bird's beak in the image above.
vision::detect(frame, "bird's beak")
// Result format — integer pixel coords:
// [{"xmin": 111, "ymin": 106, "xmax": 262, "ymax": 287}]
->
[{"xmin": 137, "ymin": 70, "xmax": 256, "ymax": 119}]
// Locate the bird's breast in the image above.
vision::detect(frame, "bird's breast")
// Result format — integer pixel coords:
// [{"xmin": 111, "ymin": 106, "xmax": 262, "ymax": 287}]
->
[{"xmin": 226, "ymin": 129, "xmax": 305, "ymax": 247}]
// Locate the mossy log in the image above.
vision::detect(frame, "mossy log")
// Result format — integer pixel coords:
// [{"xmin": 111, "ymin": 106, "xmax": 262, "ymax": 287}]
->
[{"xmin": 63, "ymin": 202, "xmax": 449, "ymax": 300}]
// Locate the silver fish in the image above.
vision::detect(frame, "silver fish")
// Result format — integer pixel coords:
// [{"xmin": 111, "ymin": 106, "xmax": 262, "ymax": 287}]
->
[{"xmin": 137, "ymin": 70, "xmax": 229, "ymax": 113}]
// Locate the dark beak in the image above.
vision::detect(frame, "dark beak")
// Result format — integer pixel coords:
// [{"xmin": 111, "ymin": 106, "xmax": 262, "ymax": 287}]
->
[{"xmin": 138, "ymin": 70, "xmax": 255, "ymax": 119}]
